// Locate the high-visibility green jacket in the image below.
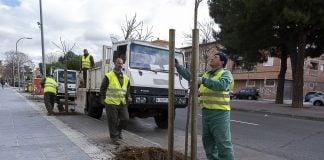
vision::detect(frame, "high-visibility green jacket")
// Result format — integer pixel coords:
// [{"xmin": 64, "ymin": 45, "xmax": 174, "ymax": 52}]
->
[
  {"xmin": 82, "ymin": 55, "xmax": 91, "ymax": 69},
  {"xmin": 44, "ymin": 77, "xmax": 57, "ymax": 94},
  {"xmin": 199, "ymin": 69, "xmax": 234, "ymax": 110},
  {"xmin": 104, "ymin": 71, "xmax": 129, "ymax": 105}
]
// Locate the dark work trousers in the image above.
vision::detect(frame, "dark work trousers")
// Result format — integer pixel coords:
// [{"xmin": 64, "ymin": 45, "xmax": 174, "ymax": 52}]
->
[
  {"xmin": 82, "ymin": 68, "xmax": 89, "ymax": 87},
  {"xmin": 44, "ymin": 92, "xmax": 55, "ymax": 113},
  {"xmin": 105, "ymin": 104, "xmax": 129, "ymax": 141}
]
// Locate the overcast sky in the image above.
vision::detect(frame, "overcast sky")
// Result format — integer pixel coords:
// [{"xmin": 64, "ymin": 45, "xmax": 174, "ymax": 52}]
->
[{"xmin": 0, "ymin": 0, "xmax": 214, "ymax": 65}]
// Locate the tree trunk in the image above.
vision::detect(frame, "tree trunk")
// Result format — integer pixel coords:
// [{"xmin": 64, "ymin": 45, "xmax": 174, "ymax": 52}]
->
[
  {"xmin": 275, "ymin": 47, "xmax": 288, "ymax": 104},
  {"xmin": 291, "ymin": 33, "xmax": 306, "ymax": 108}
]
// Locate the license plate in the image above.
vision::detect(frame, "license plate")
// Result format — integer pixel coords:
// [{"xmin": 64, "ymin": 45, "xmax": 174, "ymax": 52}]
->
[{"xmin": 156, "ymin": 98, "xmax": 168, "ymax": 103}]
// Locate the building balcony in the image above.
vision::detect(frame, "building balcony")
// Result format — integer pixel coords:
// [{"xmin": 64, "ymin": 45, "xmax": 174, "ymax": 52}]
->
[
  {"xmin": 309, "ymin": 69, "xmax": 318, "ymax": 76},
  {"xmin": 232, "ymin": 67, "xmax": 257, "ymax": 73}
]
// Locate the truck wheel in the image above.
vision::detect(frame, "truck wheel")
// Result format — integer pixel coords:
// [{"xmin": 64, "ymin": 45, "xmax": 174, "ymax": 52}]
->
[
  {"xmin": 87, "ymin": 94, "xmax": 103, "ymax": 119},
  {"xmin": 154, "ymin": 111, "xmax": 168, "ymax": 129}
]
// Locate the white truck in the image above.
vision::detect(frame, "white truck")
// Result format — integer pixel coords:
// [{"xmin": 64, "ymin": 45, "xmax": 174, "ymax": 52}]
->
[
  {"xmin": 76, "ymin": 40, "xmax": 188, "ymax": 128},
  {"xmin": 51, "ymin": 68, "xmax": 78, "ymax": 101}
]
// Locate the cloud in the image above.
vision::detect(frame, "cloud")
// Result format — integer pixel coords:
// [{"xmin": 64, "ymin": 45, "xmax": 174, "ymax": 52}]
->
[{"xmin": 0, "ymin": 0, "xmax": 214, "ymax": 66}]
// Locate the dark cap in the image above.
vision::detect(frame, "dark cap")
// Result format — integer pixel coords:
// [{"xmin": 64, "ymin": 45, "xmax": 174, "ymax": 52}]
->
[{"xmin": 215, "ymin": 52, "xmax": 228, "ymax": 67}]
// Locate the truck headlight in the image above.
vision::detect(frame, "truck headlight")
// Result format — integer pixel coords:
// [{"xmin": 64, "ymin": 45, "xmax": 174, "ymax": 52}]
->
[{"xmin": 135, "ymin": 97, "xmax": 147, "ymax": 104}]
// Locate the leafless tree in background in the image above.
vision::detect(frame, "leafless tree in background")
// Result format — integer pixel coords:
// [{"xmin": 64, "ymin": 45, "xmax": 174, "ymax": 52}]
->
[
  {"xmin": 4, "ymin": 50, "xmax": 32, "ymax": 84},
  {"xmin": 121, "ymin": 14, "xmax": 154, "ymax": 41},
  {"xmin": 183, "ymin": 20, "xmax": 217, "ymax": 45},
  {"xmin": 52, "ymin": 37, "xmax": 76, "ymax": 56},
  {"xmin": 45, "ymin": 52, "xmax": 61, "ymax": 64}
]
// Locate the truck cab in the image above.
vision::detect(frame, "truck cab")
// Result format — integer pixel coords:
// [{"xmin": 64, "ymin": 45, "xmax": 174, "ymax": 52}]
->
[
  {"xmin": 79, "ymin": 40, "xmax": 189, "ymax": 128},
  {"xmin": 52, "ymin": 68, "xmax": 78, "ymax": 101}
]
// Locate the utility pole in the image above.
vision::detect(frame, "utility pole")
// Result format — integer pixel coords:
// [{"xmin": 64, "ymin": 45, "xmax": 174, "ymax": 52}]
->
[{"xmin": 39, "ymin": 0, "xmax": 46, "ymax": 77}]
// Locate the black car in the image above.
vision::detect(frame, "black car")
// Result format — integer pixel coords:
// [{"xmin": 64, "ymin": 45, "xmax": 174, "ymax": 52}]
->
[
  {"xmin": 233, "ymin": 87, "xmax": 260, "ymax": 100},
  {"xmin": 304, "ymin": 91, "xmax": 323, "ymax": 102}
]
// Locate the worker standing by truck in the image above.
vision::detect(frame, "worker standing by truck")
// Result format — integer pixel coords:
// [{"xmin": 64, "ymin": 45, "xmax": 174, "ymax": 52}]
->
[
  {"xmin": 99, "ymin": 58, "xmax": 131, "ymax": 145},
  {"xmin": 80, "ymin": 49, "xmax": 94, "ymax": 87},
  {"xmin": 41, "ymin": 74, "xmax": 63, "ymax": 115}
]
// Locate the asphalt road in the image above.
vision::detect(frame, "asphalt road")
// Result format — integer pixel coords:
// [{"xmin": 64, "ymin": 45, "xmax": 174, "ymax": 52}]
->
[
  {"xmin": 125, "ymin": 102, "xmax": 324, "ymax": 160},
  {"xmin": 25, "ymin": 93, "xmax": 323, "ymax": 160}
]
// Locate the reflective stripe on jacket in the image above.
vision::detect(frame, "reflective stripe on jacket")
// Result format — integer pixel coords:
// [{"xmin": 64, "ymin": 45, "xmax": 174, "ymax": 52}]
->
[
  {"xmin": 82, "ymin": 55, "xmax": 91, "ymax": 69},
  {"xmin": 44, "ymin": 77, "xmax": 57, "ymax": 94},
  {"xmin": 104, "ymin": 71, "xmax": 129, "ymax": 105},
  {"xmin": 199, "ymin": 69, "xmax": 234, "ymax": 110}
]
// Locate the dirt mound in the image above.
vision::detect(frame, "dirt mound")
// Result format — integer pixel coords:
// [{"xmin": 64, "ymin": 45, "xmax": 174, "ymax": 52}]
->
[{"xmin": 114, "ymin": 146, "xmax": 188, "ymax": 160}]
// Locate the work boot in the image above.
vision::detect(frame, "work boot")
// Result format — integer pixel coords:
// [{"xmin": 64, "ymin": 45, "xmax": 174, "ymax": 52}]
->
[
  {"xmin": 47, "ymin": 111, "xmax": 54, "ymax": 116},
  {"xmin": 111, "ymin": 139, "xmax": 120, "ymax": 145}
]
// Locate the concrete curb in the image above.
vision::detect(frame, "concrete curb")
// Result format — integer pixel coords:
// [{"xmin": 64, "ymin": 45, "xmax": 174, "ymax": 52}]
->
[{"xmin": 232, "ymin": 107, "xmax": 324, "ymax": 122}]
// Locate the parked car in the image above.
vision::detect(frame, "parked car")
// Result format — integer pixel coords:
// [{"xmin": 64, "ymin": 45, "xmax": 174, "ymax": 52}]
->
[
  {"xmin": 233, "ymin": 87, "xmax": 260, "ymax": 100},
  {"xmin": 304, "ymin": 91, "xmax": 323, "ymax": 102},
  {"xmin": 310, "ymin": 95, "xmax": 324, "ymax": 106}
]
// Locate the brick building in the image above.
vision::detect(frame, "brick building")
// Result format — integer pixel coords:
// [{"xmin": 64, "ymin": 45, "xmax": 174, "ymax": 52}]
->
[{"xmin": 181, "ymin": 42, "xmax": 324, "ymax": 100}]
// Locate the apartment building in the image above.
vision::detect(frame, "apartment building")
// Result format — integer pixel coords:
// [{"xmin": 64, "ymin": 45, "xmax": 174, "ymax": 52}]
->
[{"xmin": 181, "ymin": 42, "xmax": 324, "ymax": 100}]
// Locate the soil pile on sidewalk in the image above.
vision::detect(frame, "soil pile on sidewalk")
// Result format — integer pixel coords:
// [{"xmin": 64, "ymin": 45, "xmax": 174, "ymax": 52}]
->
[{"xmin": 114, "ymin": 146, "xmax": 188, "ymax": 160}]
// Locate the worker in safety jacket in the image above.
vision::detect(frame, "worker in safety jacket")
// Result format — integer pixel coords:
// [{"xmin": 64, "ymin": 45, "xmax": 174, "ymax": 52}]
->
[
  {"xmin": 99, "ymin": 57, "xmax": 131, "ymax": 145},
  {"xmin": 41, "ymin": 75, "xmax": 62, "ymax": 115},
  {"xmin": 80, "ymin": 49, "xmax": 94, "ymax": 87},
  {"xmin": 176, "ymin": 52, "xmax": 235, "ymax": 160}
]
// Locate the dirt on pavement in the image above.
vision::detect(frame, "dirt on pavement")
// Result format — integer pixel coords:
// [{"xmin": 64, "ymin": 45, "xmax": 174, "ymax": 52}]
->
[{"xmin": 113, "ymin": 146, "xmax": 188, "ymax": 160}]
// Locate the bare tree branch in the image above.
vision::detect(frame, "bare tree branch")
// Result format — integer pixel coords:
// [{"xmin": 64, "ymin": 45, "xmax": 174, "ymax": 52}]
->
[
  {"xmin": 52, "ymin": 37, "xmax": 76, "ymax": 55},
  {"xmin": 121, "ymin": 13, "xmax": 154, "ymax": 41},
  {"xmin": 183, "ymin": 20, "xmax": 216, "ymax": 44}
]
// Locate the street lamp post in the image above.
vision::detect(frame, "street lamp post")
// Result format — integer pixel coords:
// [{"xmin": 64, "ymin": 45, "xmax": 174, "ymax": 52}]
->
[{"xmin": 16, "ymin": 37, "xmax": 32, "ymax": 91}]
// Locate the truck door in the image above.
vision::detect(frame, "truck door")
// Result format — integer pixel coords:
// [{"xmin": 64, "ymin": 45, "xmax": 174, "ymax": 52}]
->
[{"xmin": 102, "ymin": 45, "xmax": 113, "ymax": 76}]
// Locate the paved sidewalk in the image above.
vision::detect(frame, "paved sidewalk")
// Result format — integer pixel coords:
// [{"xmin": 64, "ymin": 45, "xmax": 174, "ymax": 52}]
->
[
  {"xmin": 0, "ymin": 87, "xmax": 110, "ymax": 160},
  {"xmin": 231, "ymin": 99, "xmax": 324, "ymax": 121}
]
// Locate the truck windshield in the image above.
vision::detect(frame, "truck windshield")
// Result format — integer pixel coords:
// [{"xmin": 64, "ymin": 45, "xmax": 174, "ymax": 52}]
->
[
  {"xmin": 58, "ymin": 71, "xmax": 77, "ymax": 84},
  {"xmin": 129, "ymin": 43, "xmax": 184, "ymax": 72}
]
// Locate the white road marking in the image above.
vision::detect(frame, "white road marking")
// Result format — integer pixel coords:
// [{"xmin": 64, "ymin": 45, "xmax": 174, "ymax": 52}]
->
[
  {"xmin": 230, "ymin": 120, "xmax": 259, "ymax": 126},
  {"xmin": 197, "ymin": 114, "xmax": 259, "ymax": 126}
]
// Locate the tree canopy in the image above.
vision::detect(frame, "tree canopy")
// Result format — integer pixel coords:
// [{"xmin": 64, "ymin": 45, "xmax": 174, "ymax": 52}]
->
[
  {"xmin": 39, "ymin": 51, "xmax": 81, "ymax": 75},
  {"xmin": 208, "ymin": 0, "xmax": 324, "ymax": 107}
]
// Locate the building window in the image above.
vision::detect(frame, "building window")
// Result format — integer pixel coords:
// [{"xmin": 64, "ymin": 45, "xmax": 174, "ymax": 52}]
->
[
  {"xmin": 265, "ymin": 79, "xmax": 275, "ymax": 87},
  {"xmin": 309, "ymin": 61, "xmax": 319, "ymax": 70},
  {"xmin": 321, "ymin": 64, "xmax": 324, "ymax": 71},
  {"xmin": 247, "ymin": 80, "xmax": 255, "ymax": 87},
  {"xmin": 263, "ymin": 57, "xmax": 274, "ymax": 66},
  {"xmin": 309, "ymin": 82, "xmax": 315, "ymax": 89}
]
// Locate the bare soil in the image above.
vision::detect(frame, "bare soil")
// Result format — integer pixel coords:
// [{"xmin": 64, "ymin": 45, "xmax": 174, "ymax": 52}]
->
[{"xmin": 113, "ymin": 146, "xmax": 188, "ymax": 160}]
